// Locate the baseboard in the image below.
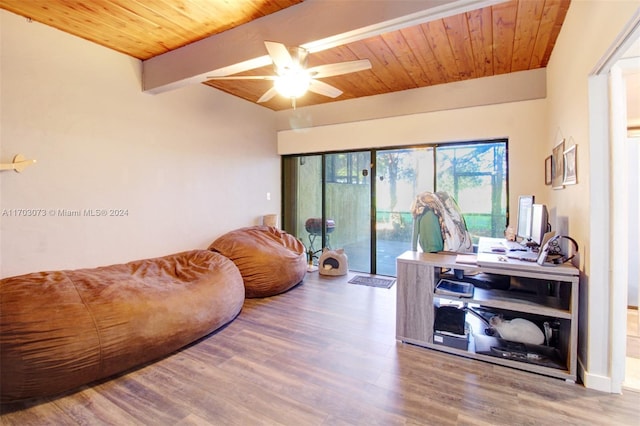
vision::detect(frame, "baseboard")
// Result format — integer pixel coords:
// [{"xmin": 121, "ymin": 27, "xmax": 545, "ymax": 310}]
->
[{"xmin": 579, "ymin": 358, "xmax": 617, "ymax": 393}]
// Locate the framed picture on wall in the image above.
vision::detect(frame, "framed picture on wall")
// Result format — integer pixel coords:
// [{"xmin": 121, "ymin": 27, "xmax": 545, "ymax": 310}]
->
[
  {"xmin": 552, "ymin": 139, "xmax": 565, "ymax": 189},
  {"xmin": 563, "ymin": 144, "xmax": 577, "ymax": 185},
  {"xmin": 545, "ymin": 155, "xmax": 552, "ymax": 185}
]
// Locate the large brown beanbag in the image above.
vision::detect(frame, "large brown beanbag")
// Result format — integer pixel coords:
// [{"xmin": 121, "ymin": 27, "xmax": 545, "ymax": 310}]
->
[
  {"xmin": 209, "ymin": 226, "xmax": 307, "ymax": 298},
  {"xmin": 0, "ymin": 250, "xmax": 244, "ymax": 403}
]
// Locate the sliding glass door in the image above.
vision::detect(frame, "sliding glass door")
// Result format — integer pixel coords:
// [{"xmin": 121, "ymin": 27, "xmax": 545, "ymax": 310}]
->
[
  {"xmin": 282, "ymin": 139, "xmax": 507, "ymax": 277},
  {"xmin": 282, "ymin": 152, "xmax": 372, "ymax": 272}
]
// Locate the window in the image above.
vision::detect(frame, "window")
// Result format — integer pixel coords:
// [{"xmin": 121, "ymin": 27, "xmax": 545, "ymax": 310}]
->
[{"xmin": 326, "ymin": 152, "xmax": 370, "ymax": 184}]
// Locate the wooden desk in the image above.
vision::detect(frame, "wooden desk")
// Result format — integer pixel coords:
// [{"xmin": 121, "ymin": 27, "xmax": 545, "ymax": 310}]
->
[{"xmin": 396, "ymin": 248, "xmax": 579, "ymax": 381}]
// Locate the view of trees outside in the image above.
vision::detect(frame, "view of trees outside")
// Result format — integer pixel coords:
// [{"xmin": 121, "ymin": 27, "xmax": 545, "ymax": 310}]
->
[{"xmin": 435, "ymin": 142, "xmax": 507, "ymax": 242}]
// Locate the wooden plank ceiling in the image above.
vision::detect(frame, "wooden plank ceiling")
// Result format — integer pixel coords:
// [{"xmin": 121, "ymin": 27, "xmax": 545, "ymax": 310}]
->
[{"xmin": 0, "ymin": 0, "xmax": 570, "ymax": 111}]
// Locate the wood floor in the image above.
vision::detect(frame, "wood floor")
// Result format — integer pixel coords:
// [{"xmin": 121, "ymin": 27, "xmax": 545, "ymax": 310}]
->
[
  {"xmin": 2, "ymin": 271, "xmax": 639, "ymax": 425},
  {"xmin": 628, "ymin": 309, "xmax": 639, "ymax": 358},
  {"xmin": 626, "ymin": 308, "xmax": 640, "ymax": 391}
]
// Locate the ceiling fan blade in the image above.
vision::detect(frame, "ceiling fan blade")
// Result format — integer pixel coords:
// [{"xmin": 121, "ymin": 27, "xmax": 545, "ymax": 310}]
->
[
  {"xmin": 264, "ymin": 41, "xmax": 293, "ymax": 70},
  {"xmin": 206, "ymin": 75, "xmax": 276, "ymax": 80},
  {"xmin": 257, "ymin": 87, "xmax": 278, "ymax": 103},
  {"xmin": 307, "ymin": 59, "xmax": 372, "ymax": 79},
  {"xmin": 308, "ymin": 80, "xmax": 343, "ymax": 98}
]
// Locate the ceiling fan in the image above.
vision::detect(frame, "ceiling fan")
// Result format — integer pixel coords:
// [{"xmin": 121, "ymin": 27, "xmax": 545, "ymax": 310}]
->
[{"xmin": 207, "ymin": 41, "xmax": 372, "ymax": 108}]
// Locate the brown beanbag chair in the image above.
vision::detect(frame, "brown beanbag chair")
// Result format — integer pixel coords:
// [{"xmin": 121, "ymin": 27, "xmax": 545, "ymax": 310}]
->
[
  {"xmin": 0, "ymin": 250, "xmax": 244, "ymax": 403},
  {"xmin": 209, "ymin": 226, "xmax": 307, "ymax": 298}
]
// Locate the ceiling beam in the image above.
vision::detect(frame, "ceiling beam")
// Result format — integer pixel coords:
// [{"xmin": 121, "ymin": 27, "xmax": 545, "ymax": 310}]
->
[{"xmin": 142, "ymin": 0, "xmax": 505, "ymax": 94}]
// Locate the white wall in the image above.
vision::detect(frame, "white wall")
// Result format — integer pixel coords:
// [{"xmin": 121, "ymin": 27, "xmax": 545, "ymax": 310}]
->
[
  {"xmin": 0, "ymin": 11, "xmax": 280, "ymax": 278},
  {"xmin": 275, "ymin": 68, "xmax": 546, "ymax": 131},
  {"xmin": 544, "ymin": 0, "xmax": 640, "ymax": 391},
  {"xmin": 628, "ymin": 137, "xmax": 639, "ymax": 308}
]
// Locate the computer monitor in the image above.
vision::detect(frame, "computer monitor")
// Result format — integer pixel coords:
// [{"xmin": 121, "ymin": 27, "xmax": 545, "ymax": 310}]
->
[
  {"xmin": 516, "ymin": 195, "xmax": 535, "ymax": 242},
  {"xmin": 530, "ymin": 204, "xmax": 550, "ymax": 247}
]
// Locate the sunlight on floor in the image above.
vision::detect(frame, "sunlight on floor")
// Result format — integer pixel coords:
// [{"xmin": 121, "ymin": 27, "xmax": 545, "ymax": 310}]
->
[
  {"xmin": 624, "ymin": 308, "xmax": 640, "ymax": 392},
  {"xmin": 624, "ymin": 357, "xmax": 640, "ymax": 391}
]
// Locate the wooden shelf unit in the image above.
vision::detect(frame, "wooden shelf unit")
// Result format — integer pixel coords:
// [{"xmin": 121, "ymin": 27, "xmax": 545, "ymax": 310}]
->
[{"xmin": 396, "ymin": 249, "xmax": 579, "ymax": 381}]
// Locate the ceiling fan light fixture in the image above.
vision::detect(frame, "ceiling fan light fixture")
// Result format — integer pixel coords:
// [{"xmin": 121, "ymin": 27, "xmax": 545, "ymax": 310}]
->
[
  {"xmin": 274, "ymin": 69, "xmax": 311, "ymax": 98},
  {"xmin": 208, "ymin": 41, "xmax": 370, "ymax": 108}
]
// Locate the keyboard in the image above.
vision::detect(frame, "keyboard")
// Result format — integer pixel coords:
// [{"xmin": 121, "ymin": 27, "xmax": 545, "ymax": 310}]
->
[{"xmin": 501, "ymin": 240, "xmax": 526, "ymax": 251}]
